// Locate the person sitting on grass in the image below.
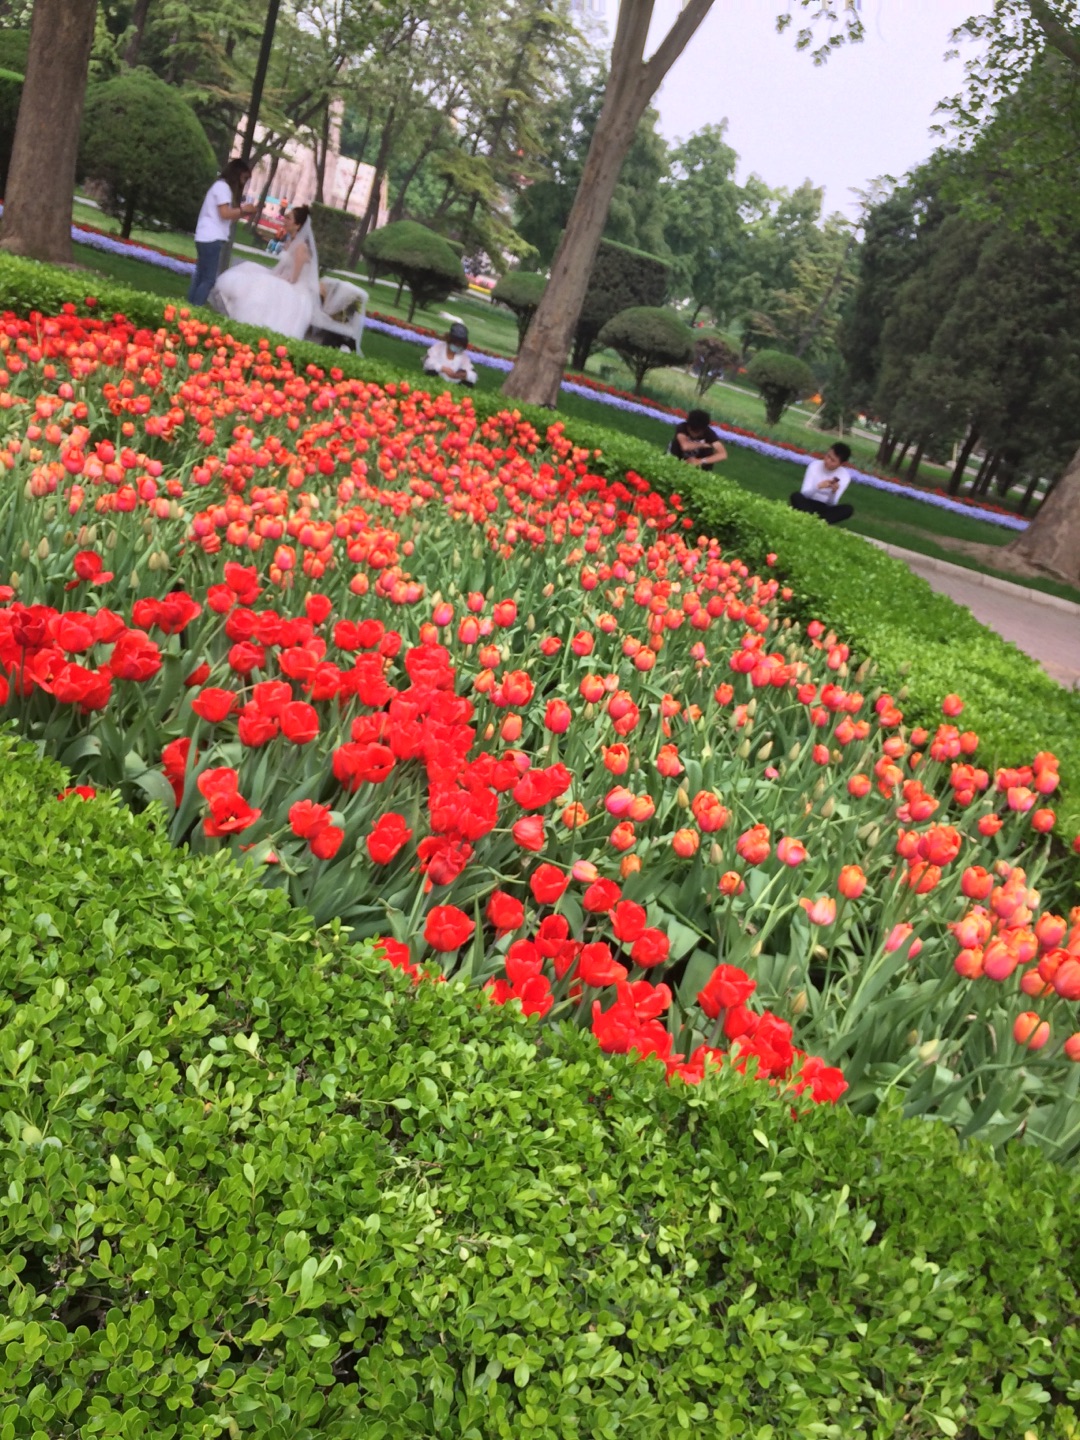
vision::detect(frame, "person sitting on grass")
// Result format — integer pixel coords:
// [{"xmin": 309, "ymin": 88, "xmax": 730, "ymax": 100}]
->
[
  {"xmin": 668, "ymin": 409, "xmax": 728, "ymax": 470},
  {"xmin": 422, "ymin": 322, "xmax": 478, "ymax": 386},
  {"xmin": 789, "ymin": 442, "xmax": 855, "ymax": 525}
]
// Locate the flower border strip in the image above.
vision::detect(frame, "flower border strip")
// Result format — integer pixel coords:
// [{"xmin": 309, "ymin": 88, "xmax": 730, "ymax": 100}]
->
[{"xmin": 362, "ymin": 316, "xmax": 1029, "ymax": 533}]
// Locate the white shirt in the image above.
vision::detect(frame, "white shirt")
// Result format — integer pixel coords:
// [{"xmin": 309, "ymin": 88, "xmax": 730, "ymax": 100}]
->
[
  {"xmin": 423, "ymin": 341, "xmax": 477, "ymax": 383},
  {"xmin": 801, "ymin": 458, "xmax": 852, "ymax": 504},
  {"xmin": 194, "ymin": 179, "xmax": 233, "ymax": 244}
]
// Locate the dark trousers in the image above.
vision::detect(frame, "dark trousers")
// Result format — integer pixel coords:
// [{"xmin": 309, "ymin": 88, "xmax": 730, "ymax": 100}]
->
[
  {"xmin": 188, "ymin": 240, "xmax": 224, "ymax": 306},
  {"xmin": 789, "ymin": 491, "xmax": 854, "ymax": 525}
]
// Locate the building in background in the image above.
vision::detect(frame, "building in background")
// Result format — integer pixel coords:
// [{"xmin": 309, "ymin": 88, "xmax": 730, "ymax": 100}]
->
[{"xmin": 238, "ymin": 102, "xmax": 388, "ymax": 223}]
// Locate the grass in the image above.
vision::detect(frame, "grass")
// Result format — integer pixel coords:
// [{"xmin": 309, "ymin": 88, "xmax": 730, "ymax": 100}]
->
[{"xmin": 63, "ymin": 242, "xmax": 1080, "ymax": 604}]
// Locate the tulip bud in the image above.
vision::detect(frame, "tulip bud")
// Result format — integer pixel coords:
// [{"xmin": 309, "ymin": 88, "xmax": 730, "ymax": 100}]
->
[
  {"xmin": 169, "ymin": 501, "xmax": 184, "ymax": 521},
  {"xmin": 143, "ymin": 519, "xmax": 154, "ymax": 538},
  {"xmin": 709, "ymin": 842, "xmax": 724, "ymax": 866},
  {"xmin": 542, "ymin": 582, "xmax": 555, "ymax": 597},
  {"xmin": 106, "ymin": 529, "xmax": 118, "ymax": 550},
  {"xmin": 130, "ymin": 571, "xmax": 140, "ymax": 589},
  {"xmin": 7, "ymin": 571, "xmax": 19, "ymax": 589},
  {"xmin": 746, "ymin": 698, "xmax": 758, "ymax": 717},
  {"xmin": 525, "ymin": 614, "xmax": 535, "ymax": 632},
  {"xmin": 452, "ymin": 549, "xmax": 461, "ymax": 568},
  {"xmin": 813, "ymin": 778, "xmax": 827, "ymax": 799},
  {"xmin": 44, "ymin": 504, "xmax": 57, "ymax": 523},
  {"xmin": 788, "ymin": 743, "xmax": 801, "ymax": 761},
  {"xmin": 756, "ymin": 741, "xmax": 773, "ymax": 762},
  {"xmin": 791, "ymin": 990, "xmax": 808, "ymax": 1016},
  {"xmin": 737, "ymin": 739, "xmax": 751, "ymax": 759},
  {"xmin": 918, "ymin": 1039, "xmax": 941, "ymax": 1063},
  {"xmin": 23, "ymin": 480, "xmax": 34, "ymax": 501},
  {"xmin": 147, "ymin": 552, "xmax": 163, "ymax": 572},
  {"xmin": 819, "ymin": 796, "xmax": 835, "ymax": 819},
  {"xmin": 751, "ymin": 941, "xmax": 762, "ymax": 958},
  {"xmin": 836, "ymin": 661, "xmax": 849, "ymax": 678},
  {"xmin": 676, "ymin": 786, "xmax": 690, "ymax": 808},
  {"xmin": 906, "ymin": 1030, "xmax": 919, "ymax": 1047},
  {"xmin": 19, "ymin": 540, "xmax": 29, "ymax": 560},
  {"xmin": 482, "ymin": 722, "xmax": 495, "ymax": 740},
  {"xmin": 898, "ymin": 684, "xmax": 909, "ymax": 698},
  {"xmin": 701, "ymin": 745, "xmax": 712, "ymax": 760}
]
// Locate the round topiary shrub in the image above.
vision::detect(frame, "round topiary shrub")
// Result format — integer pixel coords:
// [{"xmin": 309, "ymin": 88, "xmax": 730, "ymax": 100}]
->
[
  {"xmin": 491, "ymin": 269, "xmax": 546, "ymax": 348},
  {"xmin": 597, "ymin": 305, "xmax": 693, "ymax": 393},
  {"xmin": 361, "ymin": 220, "xmax": 465, "ymax": 322},
  {"xmin": 78, "ymin": 69, "xmax": 217, "ymax": 238},
  {"xmin": 745, "ymin": 347, "xmax": 817, "ymax": 424}
]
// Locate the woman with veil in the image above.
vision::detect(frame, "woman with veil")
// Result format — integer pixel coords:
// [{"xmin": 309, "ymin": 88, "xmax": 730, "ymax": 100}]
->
[{"xmin": 210, "ymin": 205, "xmax": 319, "ymax": 339}]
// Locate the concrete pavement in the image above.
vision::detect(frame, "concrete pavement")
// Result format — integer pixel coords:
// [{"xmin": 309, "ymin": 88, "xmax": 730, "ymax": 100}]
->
[{"xmin": 865, "ymin": 540, "xmax": 1080, "ymax": 689}]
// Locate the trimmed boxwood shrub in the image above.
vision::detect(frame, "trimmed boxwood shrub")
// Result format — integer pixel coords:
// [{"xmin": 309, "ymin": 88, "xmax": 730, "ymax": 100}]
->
[
  {"xmin": 597, "ymin": 305, "xmax": 693, "ymax": 392},
  {"xmin": 572, "ymin": 238, "xmax": 671, "ymax": 371},
  {"xmin": 78, "ymin": 70, "xmax": 217, "ymax": 238},
  {"xmin": 746, "ymin": 348, "xmax": 817, "ymax": 423},
  {"xmin": 492, "ymin": 269, "xmax": 546, "ymax": 347},
  {"xmin": 361, "ymin": 219, "xmax": 465, "ymax": 321},
  {"xmin": 310, "ymin": 201, "xmax": 358, "ymax": 274},
  {"xmin": 1, "ymin": 732, "xmax": 1079, "ymax": 1438},
  {"xmin": 0, "ymin": 252, "xmax": 1078, "ymax": 839}
]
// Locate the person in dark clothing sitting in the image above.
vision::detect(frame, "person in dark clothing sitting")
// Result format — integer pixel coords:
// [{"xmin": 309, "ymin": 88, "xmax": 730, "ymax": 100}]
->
[
  {"xmin": 789, "ymin": 442, "xmax": 855, "ymax": 525},
  {"xmin": 669, "ymin": 409, "xmax": 728, "ymax": 471}
]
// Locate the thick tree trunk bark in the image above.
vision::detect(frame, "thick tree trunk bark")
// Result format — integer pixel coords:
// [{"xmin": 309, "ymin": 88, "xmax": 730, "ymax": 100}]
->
[
  {"xmin": 971, "ymin": 447, "xmax": 996, "ymax": 494},
  {"xmin": 893, "ymin": 438, "xmax": 912, "ymax": 470},
  {"xmin": 0, "ymin": 0, "xmax": 97, "ymax": 265},
  {"xmin": 1006, "ymin": 445, "xmax": 1080, "ymax": 584},
  {"xmin": 502, "ymin": 0, "xmax": 716, "ymax": 407},
  {"xmin": 876, "ymin": 426, "xmax": 895, "ymax": 468}
]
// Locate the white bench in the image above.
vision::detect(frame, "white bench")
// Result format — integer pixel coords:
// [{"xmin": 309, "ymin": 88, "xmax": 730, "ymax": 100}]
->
[{"xmin": 307, "ymin": 278, "xmax": 369, "ymax": 354}]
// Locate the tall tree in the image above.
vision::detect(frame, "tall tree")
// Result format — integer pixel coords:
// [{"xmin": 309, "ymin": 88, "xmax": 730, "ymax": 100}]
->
[
  {"xmin": 501, "ymin": 1, "xmax": 864, "ymax": 403},
  {"xmin": 0, "ymin": 0, "xmax": 98, "ymax": 264},
  {"xmin": 938, "ymin": 0, "xmax": 1080, "ymax": 581},
  {"xmin": 661, "ymin": 123, "xmax": 741, "ymax": 321}
]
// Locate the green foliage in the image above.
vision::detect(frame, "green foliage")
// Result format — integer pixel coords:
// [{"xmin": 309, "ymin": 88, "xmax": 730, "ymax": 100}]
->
[
  {"xmin": 361, "ymin": 219, "xmax": 465, "ymax": 322},
  {"xmin": 662, "ymin": 124, "xmax": 741, "ymax": 320},
  {"xmin": 746, "ymin": 348, "xmax": 817, "ymax": 423},
  {"xmin": 0, "ymin": 250, "xmax": 1078, "ymax": 838},
  {"xmin": 597, "ymin": 305, "xmax": 692, "ymax": 393},
  {"xmin": 691, "ymin": 330, "xmax": 740, "ymax": 396},
  {"xmin": 309, "ymin": 201, "xmax": 357, "ymax": 274},
  {"xmin": 572, "ymin": 238, "xmax": 670, "ymax": 372},
  {"xmin": 491, "ymin": 269, "xmax": 546, "ymax": 348},
  {"xmin": 79, "ymin": 69, "xmax": 216, "ymax": 238},
  {"xmin": 0, "ymin": 28, "xmax": 27, "ymax": 192},
  {"xmin": 2, "ymin": 730, "xmax": 1080, "ymax": 1437}
]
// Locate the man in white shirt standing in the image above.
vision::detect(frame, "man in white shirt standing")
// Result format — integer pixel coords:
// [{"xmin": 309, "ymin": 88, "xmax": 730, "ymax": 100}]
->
[
  {"xmin": 789, "ymin": 442, "xmax": 855, "ymax": 525},
  {"xmin": 423, "ymin": 322, "xmax": 478, "ymax": 386},
  {"xmin": 189, "ymin": 158, "xmax": 255, "ymax": 307}
]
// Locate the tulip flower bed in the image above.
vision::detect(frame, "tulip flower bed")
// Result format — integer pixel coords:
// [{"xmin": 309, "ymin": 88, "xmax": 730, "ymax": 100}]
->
[{"xmin": 1, "ymin": 306, "xmax": 1079, "ymax": 1157}]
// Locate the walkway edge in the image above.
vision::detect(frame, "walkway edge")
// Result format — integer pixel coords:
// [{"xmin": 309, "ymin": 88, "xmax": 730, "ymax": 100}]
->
[{"xmin": 862, "ymin": 538, "xmax": 1080, "ymax": 615}]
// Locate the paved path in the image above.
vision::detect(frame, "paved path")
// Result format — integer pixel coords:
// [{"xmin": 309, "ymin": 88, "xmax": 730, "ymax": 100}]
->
[{"xmin": 866, "ymin": 540, "xmax": 1080, "ymax": 690}]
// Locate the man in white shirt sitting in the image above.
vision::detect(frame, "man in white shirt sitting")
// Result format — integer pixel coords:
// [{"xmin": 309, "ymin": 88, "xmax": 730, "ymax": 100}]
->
[
  {"xmin": 422, "ymin": 322, "xmax": 478, "ymax": 386},
  {"xmin": 789, "ymin": 442, "xmax": 855, "ymax": 525}
]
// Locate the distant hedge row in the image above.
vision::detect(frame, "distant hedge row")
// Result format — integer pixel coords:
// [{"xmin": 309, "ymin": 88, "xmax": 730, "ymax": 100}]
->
[
  {"xmin": 1, "ymin": 253, "xmax": 1078, "ymax": 840},
  {"xmin": 2, "ymin": 730, "xmax": 1079, "ymax": 1438}
]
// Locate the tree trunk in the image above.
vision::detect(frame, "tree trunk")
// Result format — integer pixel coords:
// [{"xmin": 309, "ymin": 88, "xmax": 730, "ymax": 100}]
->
[
  {"xmin": 314, "ymin": 103, "xmax": 331, "ymax": 205},
  {"xmin": 502, "ymin": 0, "xmax": 717, "ymax": 407},
  {"xmin": 906, "ymin": 439, "xmax": 925, "ymax": 482},
  {"xmin": 1018, "ymin": 469, "xmax": 1044, "ymax": 514},
  {"xmin": 0, "ymin": 0, "xmax": 97, "ymax": 265},
  {"xmin": 348, "ymin": 107, "xmax": 396, "ymax": 264},
  {"xmin": 122, "ymin": 192, "xmax": 137, "ymax": 240},
  {"xmin": 1006, "ymin": 444, "xmax": 1080, "ymax": 584},
  {"xmin": 876, "ymin": 426, "xmax": 895, "ymax": 468},
  {"xmin": 893, "ymin": 438, "xmax": 912, "ymax": 470},
  {"xmin": 123, "ymin": 0, "xmax": 153, "ymax": 66},
  {"xmin": 948, "ymin": 425, "xmax": 980, "ymax": 495},
  {"xmin": 971, "ymin": 447, "xmax": 996, "ymax": 494}
]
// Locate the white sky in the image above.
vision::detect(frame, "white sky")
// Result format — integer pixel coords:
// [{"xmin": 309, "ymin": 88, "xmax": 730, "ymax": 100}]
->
[{"xmin": 644, "ymin": 0, "xmax": 984, "ymax": 218}]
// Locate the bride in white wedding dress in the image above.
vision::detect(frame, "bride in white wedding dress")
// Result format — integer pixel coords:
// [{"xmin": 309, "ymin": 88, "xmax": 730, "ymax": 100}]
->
[{"xmin": 209, "ymin": 206, "xmax": 319, "ymax": 340}]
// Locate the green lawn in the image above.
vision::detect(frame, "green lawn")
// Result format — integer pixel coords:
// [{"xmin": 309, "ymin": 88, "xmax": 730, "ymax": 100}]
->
[{"xmin": 63, "ymin": 242, "xmax": 1079, "ymax": 604}]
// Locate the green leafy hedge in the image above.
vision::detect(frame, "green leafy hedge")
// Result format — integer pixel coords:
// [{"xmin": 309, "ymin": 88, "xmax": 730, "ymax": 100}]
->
[
  {"xmin": 2, "ymin": 730, "xmax": 1080, "ymax": 1438},
  {"xmin": 1, "ymin": 253, "xmax": 1078, "ymax": 840}
]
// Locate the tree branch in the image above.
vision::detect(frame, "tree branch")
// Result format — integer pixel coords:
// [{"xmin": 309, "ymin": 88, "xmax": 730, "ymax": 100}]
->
[
  {"xmin": 643, "ymin": 0, "xmax": 716, "ymax": 90},
  {"xmin": 1028, "ymin": 0, "xmax": 1080, "ymax": 69}
]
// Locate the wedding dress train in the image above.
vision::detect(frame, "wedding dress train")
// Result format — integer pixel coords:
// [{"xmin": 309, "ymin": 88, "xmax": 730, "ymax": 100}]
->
[{"xmin": 210, "ymin": 219, "xmax": 319, "ymax": 340}]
